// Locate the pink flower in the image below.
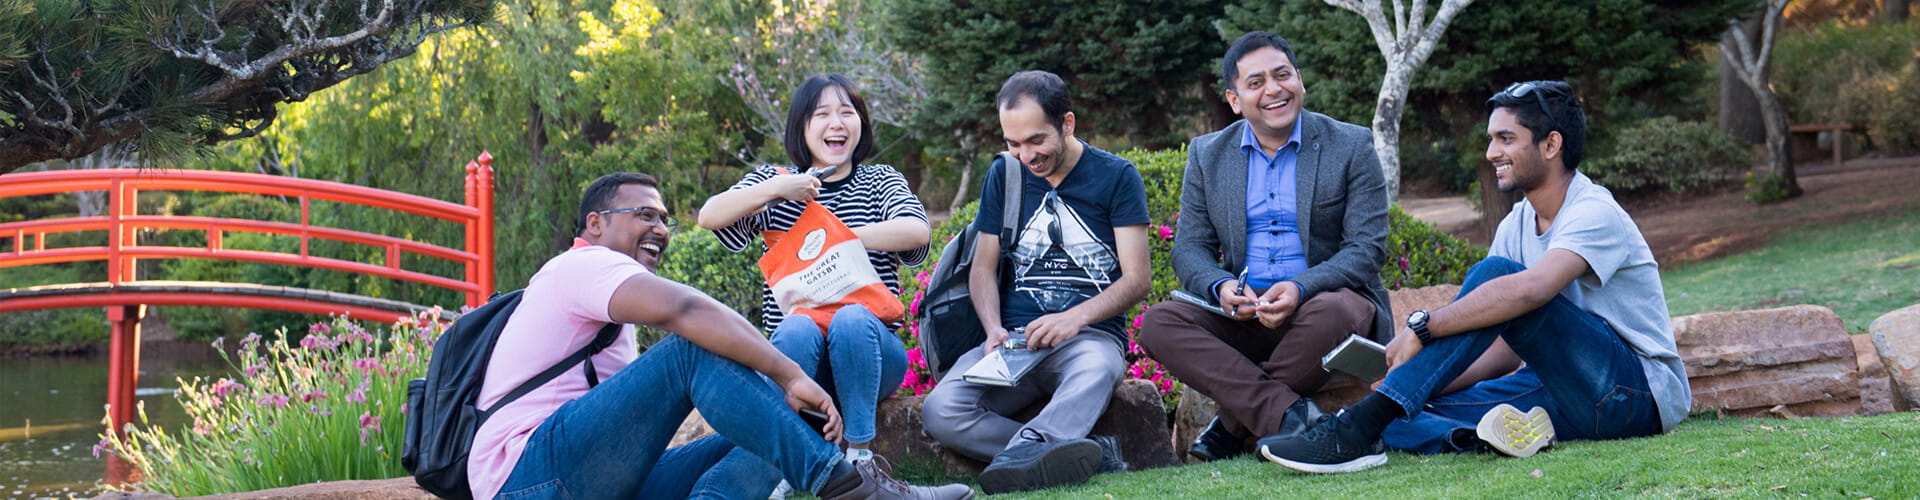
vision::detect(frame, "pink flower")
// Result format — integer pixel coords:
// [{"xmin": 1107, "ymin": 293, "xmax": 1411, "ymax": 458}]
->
[
  {"xmin": 91, "ymin": 438, "xmax": 113, "ymax": 459},
  {"xmin": 899, "ymin": 370, "xmax": 921, "ymax": 393},
  {"xmin": 211, "ymin": 378, "xmax": 242, "ymax": 397},
  {"xmin": 1131, "ymin": 313, "xmax": 1145, "ymax": 330},
  {"xmin": 359, "ymin": 412, "xmax": 383, "ymax": 444},
  {"xmin": 915, "ymin": 271, "xmax": 931, "ymax": 285},
  {"xmin": 1128, "ymin": 364, "xmax": 1145, "ymax": 379},
  {"xmin": 310, "ymin": 323, "xmax": 332, "ymax": 335},
  {"xmin": 1126, "ymin": 339, "xmax": 1145, "ymax": 356},
  {"xmin": 909, "ymin": 292, "xmax": 924, "ymax": 317},
  {"xmin": 192, "ymin": 418, "xmax": 214, "ymax": 436},
  {"xmin": 353, "ymin": 358, "xmax": 384, "ymax": 375},
  {"xmin": 1398, "ymin": 256, "xmax": 1410, "ymax": 271},
  {"xmin": 346, "ymin": 381, "xmax": 370, "ymax": 403},
  {"xmin": 302, "ymin": 390, "xmax": 329, "ymax": 402},
  {"xmin": 256, "ymin": 393, "xmax": 290, "ymax": 409},
  {"xmin": 905, "ymin": 347, "xmax": 926, "ymax": 369},
  {"xmin": 1157, "ymin": 225, "xmax": 1174, "ymax": 240},
  {"xmin": 244, "ymin": 363, "xmax": 267, "ymax": 379}
]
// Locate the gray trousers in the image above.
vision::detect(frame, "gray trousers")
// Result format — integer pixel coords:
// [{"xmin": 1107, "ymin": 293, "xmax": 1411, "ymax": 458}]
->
[{"xmin": 920, "ymin": 329, "xmax": 1127, "ymax": 461}]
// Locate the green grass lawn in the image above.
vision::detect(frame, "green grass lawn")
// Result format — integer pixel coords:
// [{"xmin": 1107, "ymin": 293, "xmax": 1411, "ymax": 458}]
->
[
  {"xmin": 1663, "ymin": 209, "xmax": 1920, "ymax": 332},
  {"xmin": 910, "ymin": 412, "xmax": 1917, "ymax": 499}
]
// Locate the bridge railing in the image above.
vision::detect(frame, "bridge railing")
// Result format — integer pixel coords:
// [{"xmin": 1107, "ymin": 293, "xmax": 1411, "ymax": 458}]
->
[{"xmin": 0, "ymin": 152, "xmax": 496, "ymax": 308}]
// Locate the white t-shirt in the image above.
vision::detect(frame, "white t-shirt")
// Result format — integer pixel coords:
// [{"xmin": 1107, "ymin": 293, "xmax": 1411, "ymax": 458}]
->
[
  {"xmin": 1491, "ymin": 172, "xmax": 1690, "ymax": 432},
  {"xmin": 467, "ymin": 241, "xmax": 647, "ymax": 499}
]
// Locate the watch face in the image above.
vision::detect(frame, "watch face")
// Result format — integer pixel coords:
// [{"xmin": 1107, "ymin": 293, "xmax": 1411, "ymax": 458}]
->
[{"xmin": 1408, "ymin": 310, "xmax": 1427, "ymax": 326}]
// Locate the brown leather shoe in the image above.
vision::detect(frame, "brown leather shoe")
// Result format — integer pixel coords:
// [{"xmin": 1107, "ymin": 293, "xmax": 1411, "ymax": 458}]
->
[{"xmin": 819, "ymin": 456, "xmax": 974, "ymax": 500}]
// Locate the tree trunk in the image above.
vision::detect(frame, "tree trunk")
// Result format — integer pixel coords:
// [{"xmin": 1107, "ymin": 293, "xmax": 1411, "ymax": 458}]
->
[
  {"xmin": 1718, "ymin": 20, "xmax": 1766, "ymax": 145},
  {"xmin": 948, "ymin": 149, "xmax": 978, "ymax": 214},
  {"xmin": 1753, "ymin": 86, "xmax": 1802, "ymax": 197},
  {"xmin": 1372, "ymin": 69, "xmax": 1411, "ymax": 202},
  {"xmin": 1886, "ymin": 0, "xmax": 1911, "ymax": 22}
]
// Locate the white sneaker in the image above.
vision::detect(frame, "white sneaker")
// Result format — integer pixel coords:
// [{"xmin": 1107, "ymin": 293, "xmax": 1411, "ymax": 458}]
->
[
  {"xmin": 1476, "ymin": 403, "xmax": 1553, "ymax": 458},
  {"xmin": 768, "ymin": 480, "xmax": 792, "ymax": 500},
  {"xmin": 845, "ymin": 448, "xmax": 875, "ymax": 463}
]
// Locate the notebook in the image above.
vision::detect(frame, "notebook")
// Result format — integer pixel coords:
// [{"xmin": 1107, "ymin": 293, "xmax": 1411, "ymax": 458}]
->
[
  {"xmin": 1320, "ymin": 334, "xmax": 1389, "ymax": 380},
  {"xmin": 962, "ymin": 332, "xmax": 1053, "ymax": 387}
]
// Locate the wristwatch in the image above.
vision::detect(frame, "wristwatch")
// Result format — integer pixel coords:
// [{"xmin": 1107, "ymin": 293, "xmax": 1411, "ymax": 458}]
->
[{"xmin": 1407, "ymin": 309, "xmax": 1434, "ymax": 346}]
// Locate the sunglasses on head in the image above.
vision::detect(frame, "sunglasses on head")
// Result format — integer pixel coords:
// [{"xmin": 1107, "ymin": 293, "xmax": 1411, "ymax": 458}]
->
[{"xmin": 1493, "ymin": 81, "xmax": 1563, "ymax": 132}]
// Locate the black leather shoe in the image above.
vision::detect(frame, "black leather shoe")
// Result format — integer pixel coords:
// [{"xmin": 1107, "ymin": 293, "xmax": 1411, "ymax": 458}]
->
[
  {"xmin": 1187, "ymin": 416, "xmax": 1245, "ymax": 462},
  {"xmin": 1274, "ymin": 397, "xmax": 1329, "ymax": 440}
]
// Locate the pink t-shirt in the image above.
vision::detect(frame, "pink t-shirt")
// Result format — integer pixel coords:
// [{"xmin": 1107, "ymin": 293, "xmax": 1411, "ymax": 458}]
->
[{"xmin": 467, "ymin": 241, "xmax": 647, "ymax": 499}]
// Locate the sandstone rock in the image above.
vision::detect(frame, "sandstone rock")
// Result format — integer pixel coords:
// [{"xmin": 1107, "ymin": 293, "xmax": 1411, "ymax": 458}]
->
[
  {"xmin": 1854, "ymin": 334, "xmax": 1895, "ymax": 415},
  {"xmin": 1674, "ymin": 305, "xmax": 1861, "ymax": 417},
  {"xmin": 92, "ymin": 478, "xmax": 434, "ymax": 500},
  {"xmin": 1389, "ymin": 284, "xmax": 1461, "ymax": 324},
  {"xmin": 1870, "ymin": 304, "xmax": 1920, "ymax": 411},
  {"xmin": 668, "ymin": 409, "xmax": 715, "ymax": 448},
  {"xmin": 870, "ymin": 379, "xmax": 1178, "ymax": 479},
  {"xmin": 1088, "ymin": 379, "xmax": 1179, "ymax": 471}
]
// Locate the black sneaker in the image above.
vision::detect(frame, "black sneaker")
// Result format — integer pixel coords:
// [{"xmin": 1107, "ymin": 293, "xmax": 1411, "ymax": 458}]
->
[
  {"xmin": 1187, "ymin": 416, "xmax": 1244, "ymax": 462},
  {"xmin": 1089, "ymin": 435, "xmax": 1129, "ymax": 473},
  {"xmin": 1256, "ymin": 410, "xmax": 1388, "ymax": 474},
  {"xmin": 1274, "ymin": 397, "xmax": 1329, "ymax": 440},
  {"xmin": 977, "ymin": 429, "xmax": 1101, "ymax": 494}
]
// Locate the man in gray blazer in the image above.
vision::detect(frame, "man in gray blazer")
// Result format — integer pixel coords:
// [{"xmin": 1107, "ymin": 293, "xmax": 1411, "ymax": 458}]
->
[{"xmin": 1137, "ymin": 30, "xmax": 1390, "ymax": 462}]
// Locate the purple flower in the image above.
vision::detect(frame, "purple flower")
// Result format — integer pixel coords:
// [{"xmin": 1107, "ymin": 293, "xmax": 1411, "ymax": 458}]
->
[
  {"xmin": 359, "ymin": 412, "xmax": 383, "ymax": 444},
  {"xmin": 353, "ymin": 357, "xmax": 384, "ymax": 376},
  {"xmin": 91, "ymin": 438, "xmax": 113, "ymax": 459},
  {"xmin": 310, "ymin": 322, "xmax": 332, "ymax": 335},
  {"xmin": 301, "ymin": 390, "xmax": 329, "ymax": 402},
  {"xmin": 244, "ymin": 363, "xmax": 267, "ymax": 379}
]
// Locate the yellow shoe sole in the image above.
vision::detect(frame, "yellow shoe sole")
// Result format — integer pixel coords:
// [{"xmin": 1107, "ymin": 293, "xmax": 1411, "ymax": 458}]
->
[{"xmin": 1475, "ymin": 403, "xmax": 1553, "ymax": 458}]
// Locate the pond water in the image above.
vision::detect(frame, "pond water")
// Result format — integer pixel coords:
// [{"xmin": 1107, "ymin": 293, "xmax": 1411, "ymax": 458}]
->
[{"xmin": 1, "ymin": 343, "xmax": 228, "ymax": 500}]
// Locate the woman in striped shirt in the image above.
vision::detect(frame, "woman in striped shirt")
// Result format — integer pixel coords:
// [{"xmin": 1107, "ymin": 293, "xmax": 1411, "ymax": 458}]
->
[{"xmin": 697, "ymin": 73, "xmax": 930, "ymax": 471}]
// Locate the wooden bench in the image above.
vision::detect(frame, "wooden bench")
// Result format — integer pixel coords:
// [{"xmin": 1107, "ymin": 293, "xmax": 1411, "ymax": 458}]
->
[{"xmin": 1789, "ymin": 123, "xmax": 1865, "ymax": 167}]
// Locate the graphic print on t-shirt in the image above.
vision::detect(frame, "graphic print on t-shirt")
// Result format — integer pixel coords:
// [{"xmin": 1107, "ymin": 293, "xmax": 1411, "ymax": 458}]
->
[{"xmin": 1011, "ymin": 192, "xmax": 1117, "ymax": 313}]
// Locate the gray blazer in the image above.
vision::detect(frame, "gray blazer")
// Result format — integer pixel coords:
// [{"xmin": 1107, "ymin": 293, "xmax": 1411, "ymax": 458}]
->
[{"xmin": 1171, "ymin": 112, "xmax": 1393, "ymax": 341}]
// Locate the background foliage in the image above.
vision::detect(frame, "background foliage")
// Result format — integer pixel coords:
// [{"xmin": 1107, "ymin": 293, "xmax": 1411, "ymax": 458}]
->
[
  {"xmin": 1583, "ymin": 117, "xmax": 1752, "ymax": 196},
  {"xmin": 1770, "ymin": 20, "xmax": 1920, "ymax": 155}
]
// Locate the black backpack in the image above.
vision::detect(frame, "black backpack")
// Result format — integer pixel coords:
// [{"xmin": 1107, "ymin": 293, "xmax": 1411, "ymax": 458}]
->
[
  {"xmin": 402, "ymin": 289, "xmax": 621, "ymax": 500},
  {"xmin": 917, "ymin": 152, "xmax": 1024, "ymax": 379}
]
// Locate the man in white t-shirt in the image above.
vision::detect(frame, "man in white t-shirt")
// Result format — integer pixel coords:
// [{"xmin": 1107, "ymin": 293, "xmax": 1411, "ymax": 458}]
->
[
  {"xmin": 467, "ymin": 173, "xmax": 970, "ymax": 499},
  {"xmin": 1259, "ymin": 81, "xmax": 1690, "ymax": 473}
]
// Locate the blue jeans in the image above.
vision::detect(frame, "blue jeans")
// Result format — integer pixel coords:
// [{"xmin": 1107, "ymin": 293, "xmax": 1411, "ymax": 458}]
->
[
  {"xmin": 704, "ymin": 304, "xmax": 909, "ymax": 497},
  {"xmin": 1377, "ymin": 256, "xmax": 1661, "ymax": 454},
  {"xmin": 496, "ymin": 335, "xmax": 842, "ymax": 499}
]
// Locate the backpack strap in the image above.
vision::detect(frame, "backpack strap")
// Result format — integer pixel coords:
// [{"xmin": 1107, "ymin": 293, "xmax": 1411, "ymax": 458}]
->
[
  {"xmin": 997, "ymin": 151, "xmax": 1024, "ymax": 254},
  {"xmin": 480, "ymin": 321, "xmax": 624, "ymax": 417}
]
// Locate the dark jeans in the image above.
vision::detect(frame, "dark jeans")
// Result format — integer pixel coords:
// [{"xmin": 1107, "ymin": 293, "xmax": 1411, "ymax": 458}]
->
[
  {"xmin": 1377, "ymin": 256, "xmax": 1661, "ymax": 454},
  {"xmin": 496, "ymin": 335, "xmax": 841, "ymax": 499}
]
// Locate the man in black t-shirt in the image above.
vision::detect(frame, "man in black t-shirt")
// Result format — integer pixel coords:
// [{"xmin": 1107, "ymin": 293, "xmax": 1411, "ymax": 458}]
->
[{"xmin": 921, "ymin": 70, "xmax": 1151, "ymax": 495}]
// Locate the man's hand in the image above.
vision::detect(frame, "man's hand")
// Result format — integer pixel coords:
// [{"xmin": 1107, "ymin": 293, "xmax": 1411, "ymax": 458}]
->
[
  {"xmin": 776, "ymin": 374, "xmax": 844, "ymax": 443},
  {"xmin": 765, "ymin": 173, "xmax": 822, "ymax": 202},
  {"xmin": 1024, "ymin": 310, "xmax": 1091, "ymax": 349},
  {"xmin": 1385, "ymin": 326, "xmax": 1424, "ymax": 369},
  {"xmin": 1215, "ymin": 280, "xmax": 1259, "ymax": 321},
  {"xmin": 1254, "ymin": 281, "xmax": 1302, "ymax": 328},
  {"xmin": 983, "ymin": 326, "xmax": 1011, "ymax": 355}
]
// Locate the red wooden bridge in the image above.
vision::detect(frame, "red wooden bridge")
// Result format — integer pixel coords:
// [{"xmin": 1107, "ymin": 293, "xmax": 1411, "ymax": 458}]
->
[{"xmin": 0, "ymin": 153, "xmax": 497, "ymax": 444}]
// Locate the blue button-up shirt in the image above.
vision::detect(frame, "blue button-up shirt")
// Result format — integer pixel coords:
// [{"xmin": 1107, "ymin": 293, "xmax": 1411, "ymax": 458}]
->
[{"xmin": 1240, "ymin": 120, "xmax": 1309, "ymax": 291}]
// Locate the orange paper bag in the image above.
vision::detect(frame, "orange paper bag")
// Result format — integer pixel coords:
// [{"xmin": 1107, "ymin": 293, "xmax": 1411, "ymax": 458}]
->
[{"xmin": 759, "ymin": 200, "xmax": 906, "ymax": 333}]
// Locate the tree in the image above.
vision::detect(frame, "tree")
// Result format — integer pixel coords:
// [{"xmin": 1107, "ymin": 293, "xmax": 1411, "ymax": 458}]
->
[
  {"xmin": 881, "ymin": 0, "xmax": 1227, "ymax": 209},
  {"xmin": 0, "ymin": 0, "xmax": 490, "ymax": 175},
  {"xmin": 1322, "ymin": 0, "xmax": 1475, "ymax": 202},
  {"xmin": 1720, "ymin": 0, "xmax": 1801, "ymax": 201},
  {"xmin": 725, "ymin": 0, "xmax": 927, "ymax": 166}
]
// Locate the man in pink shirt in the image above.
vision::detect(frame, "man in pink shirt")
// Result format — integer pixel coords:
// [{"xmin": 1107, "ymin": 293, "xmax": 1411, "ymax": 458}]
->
[{"xmin": 468, "ymin": 173, "xmax": 970, "ymax": 499}]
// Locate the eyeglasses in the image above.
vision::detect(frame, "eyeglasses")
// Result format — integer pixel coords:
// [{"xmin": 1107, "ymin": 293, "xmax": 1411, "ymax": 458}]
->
[
  {"xmin": 596, "ymin": 206, "xmax": 678, "ymax": 231},
  {"xmin": 1494, "ymin": 81, "xmax": 1562, "ymax": 132}
]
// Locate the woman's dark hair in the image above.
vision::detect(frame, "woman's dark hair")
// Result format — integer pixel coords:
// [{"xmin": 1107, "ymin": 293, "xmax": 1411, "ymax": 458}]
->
[
  {"xmin": 576, "ymin": 172, "xmax": 659, "ymax": 235},
  {"xmin": 783, "ymin": 74, "xmax": 874, "ymax": 169}
]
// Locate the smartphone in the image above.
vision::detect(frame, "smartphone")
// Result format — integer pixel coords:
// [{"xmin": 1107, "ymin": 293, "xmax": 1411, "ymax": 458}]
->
[{"xmin": 797, "ymin": 408, "xmax": 832, "ymax": 437}]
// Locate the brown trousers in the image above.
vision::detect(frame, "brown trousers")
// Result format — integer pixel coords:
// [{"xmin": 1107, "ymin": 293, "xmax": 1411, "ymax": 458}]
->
[{"xmin": 1138, "ymin": 288, "xmax": 1375, "ymax": 439}]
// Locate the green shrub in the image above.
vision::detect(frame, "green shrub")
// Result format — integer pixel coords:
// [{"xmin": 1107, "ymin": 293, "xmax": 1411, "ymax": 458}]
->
[
  {"xmin": 1584, "ymin": 116, "xmax": 1750, "ymax": 195},
  {"xmin": 100, "ymin": 314, "xmax": 437, "ymax": 496},
  {"xmin": 1384, "ymin": 205, "xmax": 1487, "ymax": 289},
  {"xmin": 1772, "ymin": 21, "xmax": 1920, "ymax": 155}
]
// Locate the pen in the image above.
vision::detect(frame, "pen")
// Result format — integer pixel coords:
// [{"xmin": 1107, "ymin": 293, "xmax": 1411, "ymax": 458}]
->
[{"xmin": 1233, "ymin": 266, "xmax": 1249, "ymax": 315}]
